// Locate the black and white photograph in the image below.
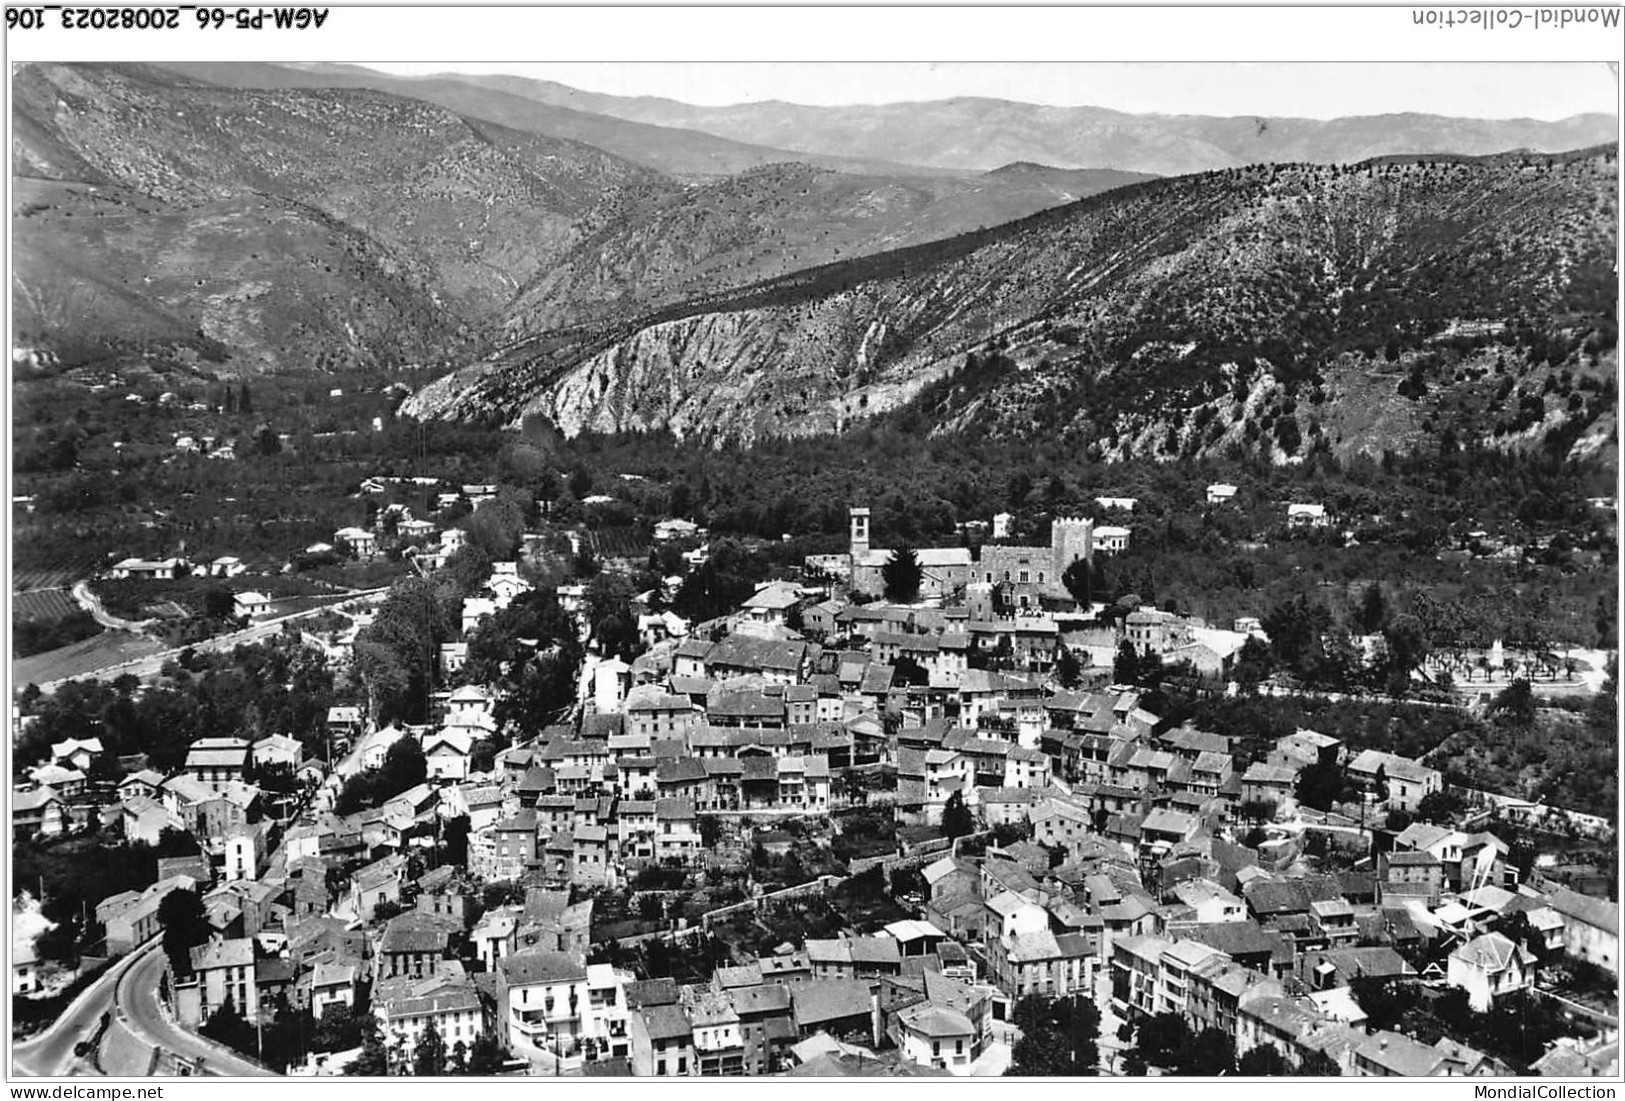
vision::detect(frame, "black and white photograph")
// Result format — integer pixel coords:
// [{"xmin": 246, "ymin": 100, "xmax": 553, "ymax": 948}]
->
[{"xmin": 7, "ymin": 8, "xmax": 1623, "ymax": 1084}]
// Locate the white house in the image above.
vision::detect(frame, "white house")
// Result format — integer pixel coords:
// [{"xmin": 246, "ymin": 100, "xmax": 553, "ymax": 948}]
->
[
  {"xmin": 895, "ymin": 1002, "xmax": 978, "ymax": 1075},
  {"xmin": 334, "ymin": 527, "xmax": 379, "ymax": 558},
  {"xmin": 593, "ymin": 658, "xmax": 631, "ymax": 715},
  {"xmin": 108, "ymin": 557, "xmax": 185, "ymax": 580},
  {"xmin": 1206, "ymin": 484, "xmax": 1238, "ymax": 505},
  {"xmin": 234, "ymin": 591, "xmax": 273, "ymax": 620},
  {"xmin": 740, "ymin": 582, "xmax": 800, "ymax": 627},
  {"xmin": 1093, "ymin": 526, "xmax": 1131, "ymax": 554},
  {"xmin": 13, "ymin": 940, "xmax": 40, "ymax": 995},
  {"xmin": 51, "ymin": 737, "xmax": 104, "ymax": 772},
  {"xmin": 488, "ymin": 563, "xmax": 532, "ymax": 606},
  {"xmin": 252, "ymin": 734, "xmax": 302, "ymax": 770},
  {"xmin": 209, "ymin": 556, "xmax": 247, "ymax": 578},
  {"xmin": 423, "ymin": 730, "xmax": 475, "ymax": 782},
  {"xmin": 462, "ymin": 597, "xmax": 499, "ymax": 636},
  {"xmin": 654, "ymin": 518, "xmax": 700, "ymax": 542},
  {"xmin": 497, "ymin": 950, "xmax": 592, "ymax": 1062},
  {"xmin": 1287, "ymin": 503, "xmax": 1329, "ymax": 529},
  {"xmin": 1346, "ymin": 750, "xmax": 1441, "ymax": 812},
  {"xmin": 1447, "ymin": 932, "xmax": 1534, "ymax": 1011}
]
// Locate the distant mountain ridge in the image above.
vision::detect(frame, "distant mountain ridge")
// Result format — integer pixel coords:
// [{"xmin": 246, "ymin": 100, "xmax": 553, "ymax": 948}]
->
[
  {"xmin": 154, "ymin": 62, "xmax": 965, "ymax": 180},
  {"xmin": 11, "ymin": 63, "xmax": 1157, "ymax": 372},
  {"xmin": 402, "ymin": 149, "xmax": 1618, "ymax": 467},
  {"xmin": 11, "ymin": 60, "xmax": 1616, "ymax": 469},
  {"xmin": 429, "ymin": 69, "xmax": 1618, "ymax": 176}
]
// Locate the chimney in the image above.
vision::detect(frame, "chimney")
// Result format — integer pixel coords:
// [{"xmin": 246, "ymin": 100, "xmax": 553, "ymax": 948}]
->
[{"xmin": 1379, "ymin": 1036, "xmax": 1389, "ymax": 1050}]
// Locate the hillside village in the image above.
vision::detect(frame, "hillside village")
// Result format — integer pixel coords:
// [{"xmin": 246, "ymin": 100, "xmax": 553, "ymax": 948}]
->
[{"xmin": 10, "ymin": 486, "xmax": 1619, "ymax": 1079}]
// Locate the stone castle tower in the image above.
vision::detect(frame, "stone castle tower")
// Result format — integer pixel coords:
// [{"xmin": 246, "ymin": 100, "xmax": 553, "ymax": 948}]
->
[{"xmin": 1050, "ymin": 516, "xmax": 1095, "ymax": 585}]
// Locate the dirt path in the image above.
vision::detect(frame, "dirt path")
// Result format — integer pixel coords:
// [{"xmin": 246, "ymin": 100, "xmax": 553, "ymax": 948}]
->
[{"xmin": 70, "ymin": 580, "xmax": 157, "ymax": 633}]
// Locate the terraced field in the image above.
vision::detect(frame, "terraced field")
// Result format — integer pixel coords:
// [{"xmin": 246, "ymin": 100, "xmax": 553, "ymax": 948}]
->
[
  {"xmin": 12, "ymin": 550, "xmax": 105, "ymax": 591},
  {"xmin": 12, "ymin": 588, "xmax": 78, "ymax": 622}
]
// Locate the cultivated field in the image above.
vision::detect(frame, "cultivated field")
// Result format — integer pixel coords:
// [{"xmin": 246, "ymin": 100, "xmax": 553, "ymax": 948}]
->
[
  {"xmin": 12, "ymin": 631, "xmax": 167, "ymax": 688},
  {"xmin": 12, "ymin": 588, "xmax": 79, "ymax": 623},
  {"xmin": 12, "ymin": 550, "xmax": 107, "ymax": 592}
]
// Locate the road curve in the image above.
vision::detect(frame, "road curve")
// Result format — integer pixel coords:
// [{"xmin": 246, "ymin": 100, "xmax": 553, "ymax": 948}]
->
[
  {"xmin": 12, "ymin": 941, "xmax": 281, "ymax": 1078},
  {"xmin": 115, "ymin": 944, "xmax": 278, "ymax": 1076},
  {"xmin": 70, "ymin": 580, "xmax": 157, "ymax": 632},
  {"xmin": 12, "ymin": 941, "xmax": 148, "ymax": 1077}
]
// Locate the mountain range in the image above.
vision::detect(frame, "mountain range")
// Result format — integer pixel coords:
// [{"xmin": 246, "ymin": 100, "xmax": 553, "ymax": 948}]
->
[
  {"xmin": 11, "ymin": 62, "xmax": 1618, "ymax": 462},
  {"xmin": 12, "ymin": 63, "xmax": 1150, "ymax": 369},
  {"xmin": 330, "ymin": 63, "xmax": 1618, "ymax": 176},
  {"xmin": 403, "ymin": 150, "xmax": 1618, "ymax": 464}
]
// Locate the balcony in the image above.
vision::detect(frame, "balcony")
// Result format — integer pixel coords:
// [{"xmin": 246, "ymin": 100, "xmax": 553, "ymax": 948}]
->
[{"xmin": 512, "ymin": 1002, "xmax": 580, "ymax": 1031}]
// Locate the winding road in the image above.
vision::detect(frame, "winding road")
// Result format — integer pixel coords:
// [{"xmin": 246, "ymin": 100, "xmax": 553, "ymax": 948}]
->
[
  {"xmin": 12, "ymin": 947, "xmax": 142, "ymax": 1077},
  {"xmin": 12, "ymin": 941, "xmax": 277, "ymax": 1078},
  {"xmin": 70, "ymin": 580, "xmax": 157, "ymax": 633}
]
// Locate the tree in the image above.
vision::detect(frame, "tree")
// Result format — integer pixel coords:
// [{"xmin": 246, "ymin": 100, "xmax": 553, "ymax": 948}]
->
[
  {"xmin": 1237, "ymin": 1044, "xmax": 1290, "ymax": 1076},
  {"xmin": 463, "ymin": 1033, "xmax": 506, "ymax": 1075},
  {"xmin": 440, "ymin": 814, "xmax": 471, "ymax": 867},
  {"xmin": 1055, "ymin": 646, "xmax": 1082, "ymax": 689},
  {"xmin": 1415, "ymin": 789, "xmax": 1465, "ymax": 824},
  {"xmin": 1489, "ymin": 678, "xmax": 1537, "ymax": 727},
  {"xmin": 413, "ymin": 1021, "xmax": 447, "ymax": 1076},
  {"xmin": 379, "ymin": 736, "xmax": 427, "ymax": 797},
  {"xmin": 1127, "ymin": 1012, "xmax": 1189, "ymax": 1071},
  {"xmin": 882, "ymin": 546, "xmax": 923, "ymax": 604},
  {"xmin": 1061, "ymin": 558, "xmax": 1095, "ymax": 608},
  {"xmin": 1348, "ymin": 976, "xmax": 1416, "ymax": 1033},
  {"xmin": 311, "ymin": 1004, "xmax": 366, "ymax": 1053},
  {"xmin": 1233, "ymin": 635, "xmax": 1274, "ymax": 692},
  {"xmin": 204, "ymin": 587, "xmax": 239, "ymax": 622},
  {"xmin": 1007, "ymin": 471, "xmax": 1033, "ymax": 509},
  {"xmin": 345, "ymin": 1017, "xmax": 391, "ymax": 1076},
  {"xmin": 1113, "ymin": 640, "xmax": 1141, "ymax": 685},
  {"xmin": 1007, "ymin": 994, "xmax": 1099, "ymax": 1075},
  {"xmin": 941, "ymin": 790, "xmax": 974, "ymax": 840},
  {"xmin": 1381, "ymin": 614, "xmax": 1430, "ymax": 687},
  {"xmin": 200, "ymin": 997, "xmax": 254, "ymax": 1052},
  {"xmin": 1184, "ymin": 1027, "xmax": 1236, "ymax": 1076},
  {"xmin": 465, "ymin": 487, "xmax": 532, "ymax": 561},
  {"xmin": 1295, "ymin": 758, "xmax": 1349, "ymax": 813},
  {"xmin": 671, "ymin": 539, "xmax": 759, "ymax": 624},
  {"xmin": 157, "ymin": 887, "xmax": 210, "ymax": 977},
  {"xmin": 1238, "ymin": 799, "xmax": 1278, "ymax": 827},
  {"xmin": 584, "ymin": 573, "xmax": 639, "ymax": 660},
  {"xmin": 1354, "ymin": 582, "xmax": 1389, "ymax": 635}
]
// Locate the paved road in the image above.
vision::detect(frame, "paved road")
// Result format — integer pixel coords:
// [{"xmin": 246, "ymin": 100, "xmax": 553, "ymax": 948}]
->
[
  {"xmin": 13, "ymin": 942, "xmax": 278, "ymax": 1078},
  {"xmin": 12, "ymin": 944, "xmax": 147, "ymax": 1076},
  {"xmin": 38, "ymin": 588, "xmax": 389, "ymax": 691},
  {"xmin": 114, "ymin": 943, "xmax": 277, "ymax": 1077}
]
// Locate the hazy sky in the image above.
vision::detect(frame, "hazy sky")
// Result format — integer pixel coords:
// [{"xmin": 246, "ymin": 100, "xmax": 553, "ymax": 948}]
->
[{"xmin": 369, "ymin": 62, "xmax": 1619, "ymax": 120}]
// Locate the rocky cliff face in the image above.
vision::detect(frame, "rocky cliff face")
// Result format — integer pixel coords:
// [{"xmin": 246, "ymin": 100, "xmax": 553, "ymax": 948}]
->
[{"xmin": 406, "ymin": 150, "xmax": 1619, "ymax": 463}]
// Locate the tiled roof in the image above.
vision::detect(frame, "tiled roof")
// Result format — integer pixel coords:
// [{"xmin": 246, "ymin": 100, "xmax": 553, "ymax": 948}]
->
[
  {"xmin": 791, "ymin": 980, "xmax": 873, "ymax": 1026},
  {"xmin": 637, "ymin": 1002, "xmax": 693, "ymax": 1040},
  {"xmin": 499, "ymin": 949, "xmax": 586, "ymax": 986}
]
